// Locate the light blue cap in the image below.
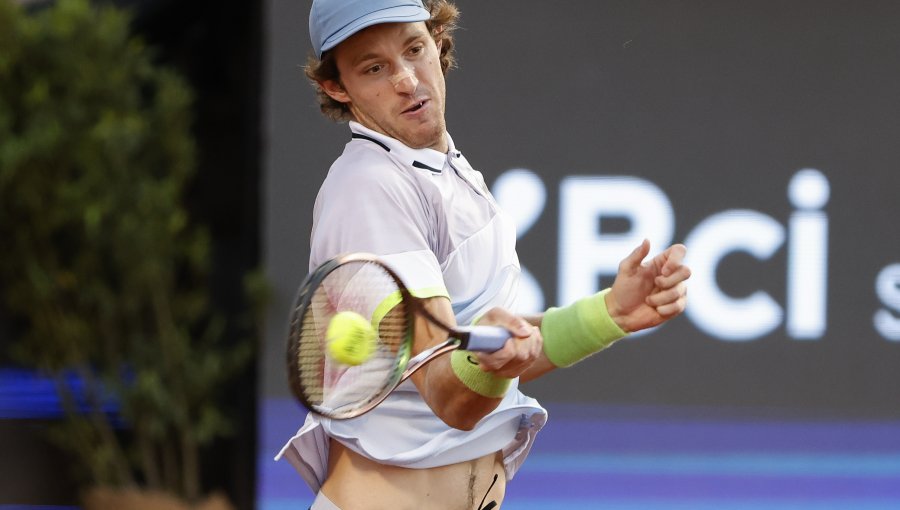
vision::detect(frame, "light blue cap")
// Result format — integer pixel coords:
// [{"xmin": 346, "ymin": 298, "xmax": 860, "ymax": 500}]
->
[{"xmin": 310, "ymin": 0, "xmax": 431, "ymax": 59}]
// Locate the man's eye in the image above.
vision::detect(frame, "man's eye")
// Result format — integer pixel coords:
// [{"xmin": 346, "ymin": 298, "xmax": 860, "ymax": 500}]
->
[
  {"xmin": 409, "ymin": 46, "xmax": 424, "ymax": 55},
  {"xmin": 365, "ymin": 64, "xmax": 383, "ymax": 74}
]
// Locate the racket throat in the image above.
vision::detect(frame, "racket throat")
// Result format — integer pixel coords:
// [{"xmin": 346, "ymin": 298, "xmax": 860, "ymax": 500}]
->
[{"xmin": 403, "ymin": 340, "xmax": 462, "ymax": 378}]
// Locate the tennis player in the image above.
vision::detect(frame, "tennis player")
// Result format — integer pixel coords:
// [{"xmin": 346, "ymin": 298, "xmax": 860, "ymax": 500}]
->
[{"xmin": 277, "ymin": 1, "xmax": 691, "ymax": 508}]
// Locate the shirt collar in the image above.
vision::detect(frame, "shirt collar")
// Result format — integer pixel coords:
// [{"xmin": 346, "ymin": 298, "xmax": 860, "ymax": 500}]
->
[{"xmin": 348, "ymin": 121, "xmax": 458, "ymax": 173}]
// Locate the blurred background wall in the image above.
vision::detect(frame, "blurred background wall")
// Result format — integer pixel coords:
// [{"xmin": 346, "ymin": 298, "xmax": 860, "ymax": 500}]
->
[
  {"xmin": 2, "ymin": 0, "xmax": 899, "ymax": 509},
  {"xmin": 260, "ymin": 0, "xmax": 900, "ymax": 508}
]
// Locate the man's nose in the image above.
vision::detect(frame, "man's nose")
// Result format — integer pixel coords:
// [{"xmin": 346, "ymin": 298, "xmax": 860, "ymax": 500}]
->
[{"xmin": 390, "ymin": 66, "xmax": 419, "ymax": 94}]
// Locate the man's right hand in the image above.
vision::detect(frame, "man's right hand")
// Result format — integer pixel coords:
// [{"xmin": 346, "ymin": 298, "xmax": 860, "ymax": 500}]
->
[{"xmin": 473, "ymin": 307, "xmax": 543, "ymax": 379}]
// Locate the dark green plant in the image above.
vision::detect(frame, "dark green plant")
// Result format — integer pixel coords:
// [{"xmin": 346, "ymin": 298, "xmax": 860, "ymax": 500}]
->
[{"xmin": 0, "ymin": 0, "xmax": 260, "ymax": 500}]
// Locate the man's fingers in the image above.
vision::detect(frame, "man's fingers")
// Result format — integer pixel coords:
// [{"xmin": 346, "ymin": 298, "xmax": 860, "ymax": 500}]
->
[
  {"xmin": 655, "ymin": 264, "xmax": 692, "ymax": 289},
  {"xmin": 480, "ymin": 309, "xmax": 531, "ymax": 338},
  {"xmin": 476, "ymin": 324, "xmax": 542, "ymax": 377},
  {"xmin": 644, "ymin": 282, "xmax": 687, "ymax": 316},
  {"xmin": 645, "ymin": 283, "xmax": 686, "ymax": 307},
  {"xmin": 475, "ymin": 340, "xmax": 515, "ymax": 370},
  {"xmin": 510, "ymin": 317, "xmax": 533, "ymax": 338},
  {"xmin": 655, "ymin": 294, "xmax": 687, "ymax": 317},
  {"xmin": 657, "ymin": 243, "xmax": 687, "ymax": 276},
  {"xmin": 475, "ymin": 341, "xmax": 523, "ymax": 373},
  {"xmin": 620, "ymin": 239, "xmax": 651, "ymax": 272}
]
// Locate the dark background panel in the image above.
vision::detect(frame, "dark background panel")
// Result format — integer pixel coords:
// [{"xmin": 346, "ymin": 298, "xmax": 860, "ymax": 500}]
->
[
  {"xmin": 263, "ymin": 0, "xmax": 900, "ymax": 418},
  {"xmin": 449, "ymin": 0, "xmax": 900, "ymax": 416}
]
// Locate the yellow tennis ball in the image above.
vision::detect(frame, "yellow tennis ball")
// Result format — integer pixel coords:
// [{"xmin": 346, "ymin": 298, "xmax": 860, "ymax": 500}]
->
[{"xmin": 326, "ymin": 311, "xmax": 376, "ymax": 366}]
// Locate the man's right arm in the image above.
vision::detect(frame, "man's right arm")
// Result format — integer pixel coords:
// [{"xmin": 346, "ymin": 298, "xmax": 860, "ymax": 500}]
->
[{"xmin": 406, "ymin": 297, "xmax": 542, "ymax": 430}]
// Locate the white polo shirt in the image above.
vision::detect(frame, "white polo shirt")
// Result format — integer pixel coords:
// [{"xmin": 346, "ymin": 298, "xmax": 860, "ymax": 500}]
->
[{"xmin": 277, "ymin": 122, "xmax": 547, "ymax": 493}]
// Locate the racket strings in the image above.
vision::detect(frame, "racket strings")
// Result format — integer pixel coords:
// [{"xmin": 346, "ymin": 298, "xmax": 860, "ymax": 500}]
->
[
  {"xmin": 293, "ymin": 260, "xmax": 412, "ymax": 417},
  {"xmin": 296, "ymin": 289, "xmax": 330, "ymax": 403}
]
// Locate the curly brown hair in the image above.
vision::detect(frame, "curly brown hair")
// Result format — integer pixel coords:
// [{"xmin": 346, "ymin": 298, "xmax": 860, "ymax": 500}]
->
[{"xmin": 304, "ymin": 0, "xmax": 461, "ymax": 122}]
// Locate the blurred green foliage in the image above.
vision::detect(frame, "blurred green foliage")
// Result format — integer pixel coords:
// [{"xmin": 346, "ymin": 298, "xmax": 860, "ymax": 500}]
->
[{"xmin": 0, "ymin": 0, "xmax": 260, "ymax": 500}]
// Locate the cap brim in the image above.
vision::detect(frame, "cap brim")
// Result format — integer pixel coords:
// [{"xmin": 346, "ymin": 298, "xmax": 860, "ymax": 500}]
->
[{"xmin": 319, "ymin": 6, "xmax": 430, "ymax": 57}]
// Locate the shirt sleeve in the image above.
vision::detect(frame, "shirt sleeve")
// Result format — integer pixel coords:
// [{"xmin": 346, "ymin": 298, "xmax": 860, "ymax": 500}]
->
[{"xmin": 309, "ymin": 154, "xmax": 447, "ymax": 298}]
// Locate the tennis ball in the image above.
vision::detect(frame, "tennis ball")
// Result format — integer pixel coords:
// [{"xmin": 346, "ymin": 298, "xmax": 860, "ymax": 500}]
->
[{"xmin": 326, "ymin": 311, "xmax": 377, "ymax": 366}]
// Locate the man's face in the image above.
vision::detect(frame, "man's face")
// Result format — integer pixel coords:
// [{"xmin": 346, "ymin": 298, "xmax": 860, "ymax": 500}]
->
[{"xmin": 322, "ymin": 21, "xmax": 448, "ymax": 152}]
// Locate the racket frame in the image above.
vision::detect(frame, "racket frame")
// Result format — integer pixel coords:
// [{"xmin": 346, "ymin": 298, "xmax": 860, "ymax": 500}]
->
[{"xmin": 287, "ymin": 252, "xmax": 506, "ymax": 419}]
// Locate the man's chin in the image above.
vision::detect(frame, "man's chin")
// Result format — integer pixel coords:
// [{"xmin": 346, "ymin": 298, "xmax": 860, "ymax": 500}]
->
[{"xmin": 402, "ymin": 126, "xmax": 446, "ymax": 151}]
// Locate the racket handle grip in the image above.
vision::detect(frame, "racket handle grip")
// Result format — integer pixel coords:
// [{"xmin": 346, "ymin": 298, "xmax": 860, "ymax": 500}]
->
[{"xmin": 459, "ymin": 325, "xmax": 512, "ymax": 352}]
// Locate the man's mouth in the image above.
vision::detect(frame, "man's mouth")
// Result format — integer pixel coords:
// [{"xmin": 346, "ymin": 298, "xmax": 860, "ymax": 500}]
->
[{"xmin": 402, "ymin": 99, "xmax": 428, "ymax": 114}]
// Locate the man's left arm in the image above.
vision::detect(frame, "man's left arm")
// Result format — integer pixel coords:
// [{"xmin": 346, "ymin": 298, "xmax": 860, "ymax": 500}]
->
[{"xmin": 488, "ymin": 240, "xmax": 690, "ymax": 383}]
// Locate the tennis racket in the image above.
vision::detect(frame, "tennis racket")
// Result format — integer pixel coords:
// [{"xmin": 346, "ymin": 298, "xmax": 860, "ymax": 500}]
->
[{"xmin": 287, "ymin": 252, "xmax": 511, "ymax": 419}]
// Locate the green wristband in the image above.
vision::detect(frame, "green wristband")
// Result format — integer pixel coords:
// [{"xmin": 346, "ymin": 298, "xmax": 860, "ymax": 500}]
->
[
  {"xmin": 540, "ymin": 288, "xmax": 628, "ymax": 368},
  {"xmin": 450, "ymin": 349, "xmax": 512, "ymax": 398}
]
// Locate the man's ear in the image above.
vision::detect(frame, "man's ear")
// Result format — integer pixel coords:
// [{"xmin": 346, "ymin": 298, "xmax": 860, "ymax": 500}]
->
[{"xmin": 320, "ymin": 79, "xmax": 350, "ymax": 104}]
